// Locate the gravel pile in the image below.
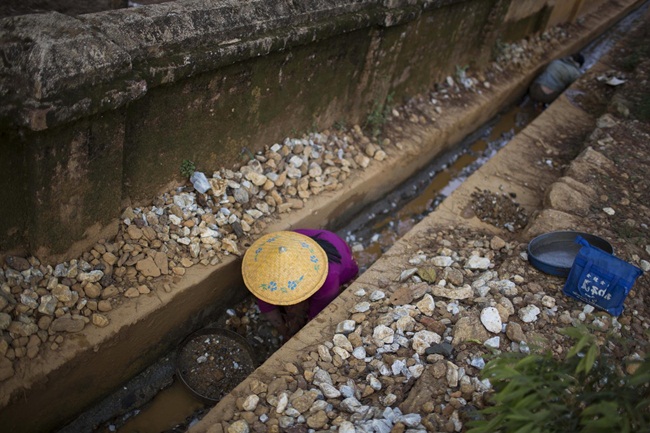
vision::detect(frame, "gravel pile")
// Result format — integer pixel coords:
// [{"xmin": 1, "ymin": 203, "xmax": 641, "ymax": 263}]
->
[{"xmin": 209, "ymin": 225, "xmax": 632, "ymax": 433}]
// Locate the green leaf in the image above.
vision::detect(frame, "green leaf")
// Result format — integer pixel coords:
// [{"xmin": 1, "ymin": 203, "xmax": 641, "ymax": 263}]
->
[
  {"xmin": 583, "ymin": 344, "xmax": 598, "ymax": 374},
  {"xmin": 416, "ymin": 267, "xmax": 437, "ymax": 283}
]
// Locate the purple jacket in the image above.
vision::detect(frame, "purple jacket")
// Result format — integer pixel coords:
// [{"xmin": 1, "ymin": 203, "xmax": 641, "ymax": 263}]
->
[{"xmin": 257, "ymin": 229, "xmax": 359, "ymax": 319}]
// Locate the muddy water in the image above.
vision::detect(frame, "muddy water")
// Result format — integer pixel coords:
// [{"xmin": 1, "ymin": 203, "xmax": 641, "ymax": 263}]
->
[
  {"xmin": 116, "ymin": 381, "xmax": 205, "ymax": 433},
  {"xmin": 344, "ymin": 102, "xmax": 540, "ymax": 271}
]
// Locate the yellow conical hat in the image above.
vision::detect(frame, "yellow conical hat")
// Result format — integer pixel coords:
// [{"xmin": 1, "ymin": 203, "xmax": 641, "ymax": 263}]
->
[{"xmin": 242, "ymin": 231, "xmax": 328, "ymax": 306}]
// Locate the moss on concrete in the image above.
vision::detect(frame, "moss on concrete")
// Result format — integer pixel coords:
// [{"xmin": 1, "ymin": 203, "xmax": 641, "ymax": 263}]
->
[
  {"xmin": 25, "ymin": 110, "xmax": 124, "ymax": 259},
  {"xmin": 0, "ymin": 130, "xmax": 27, "ymax": 254},
  {"xmin": 124, "ymin": 30, "xmax": 371, "ymax": 201}
]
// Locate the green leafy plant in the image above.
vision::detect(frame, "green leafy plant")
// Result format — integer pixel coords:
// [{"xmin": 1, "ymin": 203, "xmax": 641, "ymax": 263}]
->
[
  {"xmin": 364, "ymin": 93, "xmax": 394, "ymax": 138},
  {"xmin": 180, "ymin": 159, "xmax": 196, "ymax": 178},
  {"xmin": 468, "ymin": 326, "xmax": 650, "ymax": 433},
  {"xmin": 455, "ymin": 64, "xmax": 469, "ymax": 82},
  {"xmin": 492, "ymin": 38, "xmax": 507, "ymax": 62}
]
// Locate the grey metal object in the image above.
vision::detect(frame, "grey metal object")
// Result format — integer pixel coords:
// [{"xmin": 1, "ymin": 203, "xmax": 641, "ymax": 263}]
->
[{"xmin": 527, "ymin": 231, "xmax": 613, "ymax": 277}]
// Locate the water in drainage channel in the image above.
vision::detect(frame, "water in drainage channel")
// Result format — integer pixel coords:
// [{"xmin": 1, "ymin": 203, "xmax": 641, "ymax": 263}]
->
[{"xmin": 62, "ymin": 7, "xmax": 648, "ymax": 430}]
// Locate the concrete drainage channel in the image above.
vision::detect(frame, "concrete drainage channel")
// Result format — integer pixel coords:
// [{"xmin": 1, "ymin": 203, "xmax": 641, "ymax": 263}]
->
[
  {"xmin": 63, "ymin": 98, "xmax": 540, "ymax": 433},
  {"xmin": 55, "ymin": 5, "xmax": 650, "ymax": 430}
]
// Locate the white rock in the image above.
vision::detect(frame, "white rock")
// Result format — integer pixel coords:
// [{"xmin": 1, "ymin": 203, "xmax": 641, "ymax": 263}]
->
[
  {"xmin": 289, "ymin": 155, "xmax": 304, "ymax": 168},
  {"xmin": 396, "ymin": 315, "xmax": 416, "ymax": 333},
  {"xmin": 318, "ymin": 345, "xmax": 332, "ymax": 362},
  {"xmin": 432, "ymin": 256, "xmax": 454, "ymax": 267},
  {"xmin": 640, "ymin": 260, "xmax": 650, "ymax": 272},
  {"xmin": 77, "ymin": 270, "xmax": 104, "ymax": 283},
  {"xmin": 276, "ymin": 392, "xmax": 288, "ymax": 413},
  {"xmin": 408, "ymin": 254, "xmax": 427, "ymax": 265},
  {"xmin": 313, "ymin": 367, "xmax": 333, "ymax": 385},
  {"xmin": 353, "ymin": 302, "xmax": 370, "ymax": 313},
  {"xmin": 336, "ymin": 320, "xmax": 356, "ymax": 334},
  {"xmin": 519, "ymin": 305, "xmax": 541, "ymax": 323},
  {"xmin": 603, "ymin": 207, "xmax": 615, "ymax": 215},
  {"xmin": 242, "ymin": 395, "xmax": 259, "ymax": 411},
  {"xmin": 333, "ymin": 334, "xmax": 353, "ymax": 352},
  {"xmin": 412, "ymin": 330, "xmax": 441, "ymax": 354},
  {"xmin": 340, "ymin": 397, "xmax": 363, "ymax": 413},
  {"xmin": 391, "ymin": 359, "xmax": 407, "ymax": 376},
  {"xmin": 352, "ymin": 346, "xmax": 366, "ymax": 359},
  {"xmin": 466, "ymin": 256, "xmax": 491, "ymax": 269},
  {"xmin": 470, "ymin": 357, "xmax": 485, "ymax": 369},
  {"xmin": 416, "ymin": 294, "xmax": 435, "ymax": 316},
  {"xmin": 354, "ymin": 288, "xmax": 367, "ymax": 297},
  {"xmin": 370, "ymin": 290, "xmax": 386, "ymax": 301},
  {"xmin": 332, "ymin": 346, "xmax": 350, "ymax": 359},
  {"xmin": 319, "ymin": 382, "xmax": 341, "ymax": 398},
  {"xmin": 484, "ymin": 336, "xmax": 500, "ymax": 348},
  {"xmin": 368, "ymin": 374, "xmax": 382, "ymax": 390},
  {"xmin": 373, "ymin": 325, "xmax": 395, "ymax": 345},
  {"xmin": 339, "ymin": 421, "xmax": 356, "ymax": 433},
  {"xmin": 409, "ymin": 364, "xmax": 424, "ymax": 379},
  {"xmin": 169, "ymin": 214, "xmax": 182, "ymax": 225},
  {"xmin": 541, "ymin": 295, "xmax": 556, "ymax": 308},
  {"xmin": 227, "ymin": 420, "xmax": 249, "ymax": 433},
  {"xmin": 399, "ymin": 268, "xmax": 418, "ymax": 281},
  {"xmin": 446, "ymin": 362, "xmax": 459, "ymax": 387},
  {"xmin": 398, "ymin": 413, "xmax": 422, "ymax": 428},
  {"xmin": 480, "ymin": 307, "xmax": 503, "ymax": 333}
]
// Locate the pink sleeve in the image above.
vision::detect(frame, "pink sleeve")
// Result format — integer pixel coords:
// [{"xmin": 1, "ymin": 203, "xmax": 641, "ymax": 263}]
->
[{"xmin": 257, "ymin": 298, "xmax": 277, "ymax": 314}]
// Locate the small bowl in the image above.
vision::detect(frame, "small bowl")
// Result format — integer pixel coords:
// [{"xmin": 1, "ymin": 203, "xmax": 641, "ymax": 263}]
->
[{"xmin": 527, "ymin": 231, "xmax": 613, "ymax": 277}]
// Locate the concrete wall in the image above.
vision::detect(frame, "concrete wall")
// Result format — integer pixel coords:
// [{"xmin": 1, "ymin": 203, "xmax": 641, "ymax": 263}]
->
[
  {"xmin": 0, "ymin": 0, "xmax": 602, "ymax": 263},
  {"xmin": 0, "ymin": 0, "xmax": 128, "ymax": 19}
]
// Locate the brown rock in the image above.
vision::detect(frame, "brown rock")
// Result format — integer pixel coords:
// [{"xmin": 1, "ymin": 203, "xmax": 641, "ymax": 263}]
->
[
  {"xmin": 124, "ymin": 287, "xmax": 140, "ymax": 298},
  {"xmin": 420, "ymin": 317, "xmax": 447, "ymax": 335},
  {"xmin": 102, "ymin": 252, "xmax": 118, "ymax": 266},
  {"xmin": 390, "ymin": 285, "xmax": 414, "ymax": 305},
  {"xmin": 6, "ymin": 256, "xmax": 30, "ymax": 271},
  {"xmin": 452, "ymin": 316, "xmax": 489, "ymax": 346},
  {"xmin": 98, "ymin": 300, "xmax": 113, "ymax": 312},
  {"xmin": 506, "ymin": 322, "xmax": 526, "ymax": 343},
  {"xmin": 490, "ymin": 236, "xmax": 506, "ymax": 250},
  {"xmin": 84, "ymin": 283, "xmax": 102, "ymax": 299},
  {"xmin": 127, "ymin": 225, "xmax": 143, "ymax": 240},
  {"xmin": 101, "ymin": 285, "xmax": 120, "ymax": 299},
  {"xmin": 306, "ymin": 410, "xmax": 328, "ymax": 429},
  {"xmin": 136, "ymin": 256, "xmax": 161, "ymax": 277},
  {"xmin": 92, "ymin": 314, "xmax": 110, "ymax": 328},
  {"xmin": 154, "ymin": 251, "xmax": 169, "ymax": 275},
  {"xmin": 0, "ymin": 356, "xmax": 14, "ymax": 381},
  {"xmin": 50, "ymin": 317, "xmax": 85, "ymax": 333}
]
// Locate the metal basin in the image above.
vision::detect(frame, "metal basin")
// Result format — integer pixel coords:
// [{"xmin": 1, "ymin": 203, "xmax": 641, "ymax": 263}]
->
[{"xmin": 527, "ymin": 231, "xmax": 613, "ymax": 277}]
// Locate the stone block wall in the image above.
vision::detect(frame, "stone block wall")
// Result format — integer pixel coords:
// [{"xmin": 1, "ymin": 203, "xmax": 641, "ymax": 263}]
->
[{"xmin": 0, "ymin": 0, "xmax": 592, "ymax": 263}]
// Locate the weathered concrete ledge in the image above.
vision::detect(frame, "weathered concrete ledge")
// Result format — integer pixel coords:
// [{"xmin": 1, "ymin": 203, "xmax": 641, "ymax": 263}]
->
[
  {"xmin": 0, "ymin": 0, "xmax": 463, "ymax": 131},
  {"xmin": 0, "ymin": 1, "xmax": 643, "ymax": 431},
  {"xmin": 0, "ymin": 0, "xmax": 567, "ymax": 260}
]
